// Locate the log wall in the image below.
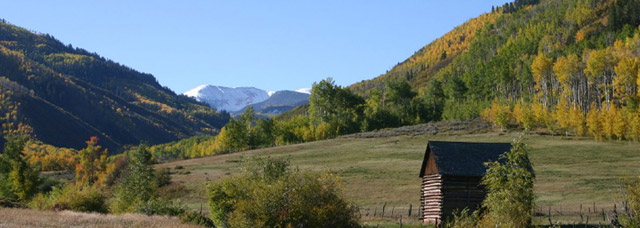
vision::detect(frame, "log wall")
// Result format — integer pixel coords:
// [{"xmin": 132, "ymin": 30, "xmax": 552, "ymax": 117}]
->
[
  {"xmin": 421, "ymin": 175, "xmax": 486, "ymax": 225},
  {"xmin": 420, "ymin": 174, "xmax": 443, "ymax": 224}
]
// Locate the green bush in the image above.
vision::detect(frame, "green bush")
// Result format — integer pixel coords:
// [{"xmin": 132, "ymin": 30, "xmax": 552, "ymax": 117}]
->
[
  {"xmin": 29, "ymin": 185, "xmax": 108, "ymax": 213},
  {"xmin": 478, "ymin": 138, "xmax": 535, "ymax": 227},
  {"xmin": 207, "ymin": 158, "xmax": 361, "ymax": 228},
  {"xmin": 620, "ymin": 177, "xmax": 640, "ymax": 227},
  {"xmin": 137, "ymin": 198, "xmax": 186, "ymax": 216},
  {"xmin": 180, "ymin": 210, "xmax": 216, "ymax": 228},
  {"xmin": 37, "ymin": 176, "xmax": 62, "ymax": 194},
  {"xmin": 155, "ymin": 168, "xmax": 172, "ymax": 187},
  {"xmin": 444, "ymin": 208, "xmax": 480, "ymax": 228}
]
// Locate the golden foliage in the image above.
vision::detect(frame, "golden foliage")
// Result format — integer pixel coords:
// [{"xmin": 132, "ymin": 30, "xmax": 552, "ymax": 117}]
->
[
  {"xmin": 482, "ymin": 100, "xmax": 511, "ymax": 131},
  {"xmin": 586, "ymin": 105, "xmax": 604, "ymax": 140}
]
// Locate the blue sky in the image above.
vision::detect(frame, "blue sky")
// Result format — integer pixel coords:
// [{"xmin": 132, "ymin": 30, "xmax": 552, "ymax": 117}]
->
[{"xmin": 0, "ymin": 0, "xmax": 510, "ymax": 93}]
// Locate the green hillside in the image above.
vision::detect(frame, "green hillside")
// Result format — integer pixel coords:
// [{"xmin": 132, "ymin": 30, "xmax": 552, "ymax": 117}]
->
[
  {"xmin": 157, "ymin": 129, "xmax": 640, "ymax": 225},
  {"xmin": 0, "ymin": 20, "xmax": 229, "ymax": 152}
]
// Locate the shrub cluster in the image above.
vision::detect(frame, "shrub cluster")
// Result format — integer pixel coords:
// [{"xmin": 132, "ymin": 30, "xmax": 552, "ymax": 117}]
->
[{"xmin": 207, "ymin": 158, "xmax": 361, "ymax": 228}]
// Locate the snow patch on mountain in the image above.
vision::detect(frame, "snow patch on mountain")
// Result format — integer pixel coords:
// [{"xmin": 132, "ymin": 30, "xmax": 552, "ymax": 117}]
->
[
  {"xmin": 183, "ymin": 85, "xmax": 269, "ymax": 112},
  {"xmin": 295, "ymin": 88, "xmax": 311, "ymax": 94}
]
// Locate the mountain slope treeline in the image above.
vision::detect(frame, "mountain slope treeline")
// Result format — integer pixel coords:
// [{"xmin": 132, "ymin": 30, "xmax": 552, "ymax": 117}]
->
[
  {"xmin": 0, "ymin": 20, "xmax": 230, "ymax": 152},
  {"xmin": 351, "ymin": 0, "xmax": 640, "ymax": 125}
]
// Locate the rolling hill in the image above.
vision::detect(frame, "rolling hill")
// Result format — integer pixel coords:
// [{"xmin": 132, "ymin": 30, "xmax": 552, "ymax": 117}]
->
[
  {"xmin": 0, "ymin": 20, "xmax": 230, "ymax": 152},
  {"xmin": 157, "ymin": 127, "xmax": 640, "ymax": 225}
]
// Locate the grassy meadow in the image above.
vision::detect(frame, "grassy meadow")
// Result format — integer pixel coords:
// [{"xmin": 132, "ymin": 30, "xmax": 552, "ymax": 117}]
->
[
  {"xmin": 155, "ymin": 131, "xmax": 640, "ymax": 226},
  {"xmin": 0, "ymin": 207, "xmax": 201, "ymax": 228}
]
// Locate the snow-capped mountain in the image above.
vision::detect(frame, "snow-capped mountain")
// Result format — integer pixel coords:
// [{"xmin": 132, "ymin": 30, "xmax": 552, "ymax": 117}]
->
[
  {"xmin": 183, "ymin": 85, "xmax": 269, "ymax": 112},
  {"xmin": 184, "ymin": 85, "xmax": 311, "ymax": 114}
]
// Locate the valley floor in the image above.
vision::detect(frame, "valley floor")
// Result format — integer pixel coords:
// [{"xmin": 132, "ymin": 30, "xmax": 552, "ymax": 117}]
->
[
  {"xmin": 156, "ymin": 129, "xmax": 640, "ymax": 226},
  {"xmin": 0, "ymin": 207, "xmax": 202, "ymax": 228}
]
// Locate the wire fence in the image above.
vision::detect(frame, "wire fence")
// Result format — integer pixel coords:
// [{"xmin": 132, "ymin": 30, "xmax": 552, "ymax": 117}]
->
[{"xmin": 358, "ymin": 203, "xmax": 625, "ymax": 227}]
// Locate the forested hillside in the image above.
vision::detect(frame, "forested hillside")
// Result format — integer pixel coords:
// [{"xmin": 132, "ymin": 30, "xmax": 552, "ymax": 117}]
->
[
  {"xmin": 0, "ymin": 21, "xmax": 229, "ymax": 152},
  {"xmin": 349, "ymin": 0, "xmax": 640, "ymax": 134}
]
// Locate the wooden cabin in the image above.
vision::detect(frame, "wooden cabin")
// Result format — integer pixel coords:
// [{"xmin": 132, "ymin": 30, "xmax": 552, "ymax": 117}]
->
[{"xmin": 419, "ymin": 141, "xmax": 511, "ymax": 225}]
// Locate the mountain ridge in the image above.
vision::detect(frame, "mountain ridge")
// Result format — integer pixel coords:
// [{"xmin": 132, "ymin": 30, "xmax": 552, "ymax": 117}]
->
[
  {"xmin": 183, "ymin": 85, "xmax": 310, "ymax": 115},
  {"xmin": 0, "ymin": 21, "xmax": 230, "ymax": 152}
]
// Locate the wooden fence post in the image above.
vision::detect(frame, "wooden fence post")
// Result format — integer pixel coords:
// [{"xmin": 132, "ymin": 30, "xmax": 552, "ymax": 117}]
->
[
  {"xmin": 408, "ymin": 204, "xmax": 412, "ymax": 217},
  {"xmin": 382, "ymin": 203, "xmax": 386, "ymax": 218},
  {"xmin": 548, "ymin": 206, "xmax": 552, "ymax": 226},
  {"xmin": 580, "ymin": 204, "xmax": 583, "ymax": 223}
]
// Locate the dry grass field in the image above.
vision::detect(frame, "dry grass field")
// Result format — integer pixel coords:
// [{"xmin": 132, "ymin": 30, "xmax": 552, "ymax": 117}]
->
[
  {"xmin": 0, "ymin": 207, "xmax": 203, "ymax": 228},
  {"xmin": 156, "ymin": 131, "xmax": 640, "ymax": 226}
]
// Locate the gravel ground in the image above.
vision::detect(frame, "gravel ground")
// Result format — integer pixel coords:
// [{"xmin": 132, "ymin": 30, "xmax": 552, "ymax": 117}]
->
[{"xmin": 341, "ymin": 119, "xmax": 492, "ymax": 139}]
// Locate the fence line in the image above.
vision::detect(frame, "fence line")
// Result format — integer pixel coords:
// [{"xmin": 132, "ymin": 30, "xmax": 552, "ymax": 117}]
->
[{"xmin": 360, "ymin": 202, "xmax": 624, "ymax": 226}]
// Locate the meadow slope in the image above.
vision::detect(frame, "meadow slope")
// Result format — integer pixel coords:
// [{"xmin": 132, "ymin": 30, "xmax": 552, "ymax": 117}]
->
[{"xmin": 157, "ymin": 130, "xmax": 640, "ymax": 225}]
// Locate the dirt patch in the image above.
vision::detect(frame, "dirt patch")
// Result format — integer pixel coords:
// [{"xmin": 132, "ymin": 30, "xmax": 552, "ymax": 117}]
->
[{"xmin": 341, "ymin": 119, "xmax": 492, "ymax": 139}]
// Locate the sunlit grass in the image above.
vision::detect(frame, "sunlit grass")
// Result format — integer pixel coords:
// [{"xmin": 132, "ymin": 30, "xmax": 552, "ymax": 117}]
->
[{"xmin": 156, "ymin": 131, "xmax": 640, "ymax": 226}]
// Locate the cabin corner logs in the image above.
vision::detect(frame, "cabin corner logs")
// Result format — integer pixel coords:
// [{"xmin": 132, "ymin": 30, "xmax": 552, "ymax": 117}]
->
[{"xmin": 419, "ymin": 141, "xmax": 512, "ymax": 225}]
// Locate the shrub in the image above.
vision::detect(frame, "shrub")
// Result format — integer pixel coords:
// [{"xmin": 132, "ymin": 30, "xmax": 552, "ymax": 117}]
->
[
  {"xmin": 155, "ymin": 168, "xmax": 172, "ymax": 187},
  {"xmin": 444, "ymin": 208, "xmax": 480, "ymax": 228},
  {"xmin": 29, "ymin": 185, "xmax": 108, "ymax": 213},
  {"xmin": 207, "ymin": 157, "xmax": 360, "ymax": 228},
  {"xmin": 477, "ymin": 138, "xmax": 535, "ymax": 227},
  {"xmin": 36, "ymin": 176, "xmax": 62, "ymax": 194},
  {"xmin": 180, "ymin": 210, "xmax": 216, "ymax": 228},
  {"xmin": 619, "ymin": 177, "xmax": 640, "ymax": 227},
  {"xmin": 137, "ymin": 198, "xmax": 186, "ymax": 216}
]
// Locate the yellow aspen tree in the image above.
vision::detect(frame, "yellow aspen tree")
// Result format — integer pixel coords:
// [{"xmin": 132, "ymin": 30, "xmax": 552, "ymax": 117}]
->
[
  {"xmin": 532, "ymin": 53, "xmax": 555, "ymax": 107},
  {"xmin": 614, "ymin": 57, "xmax": 639, "ymax": 105},
  {"xmin": 533, "ymin": 101, "xmax": 553, "ymax": 132},
  {"xmin": 554, "ymin": 98, "xmax": 571, "ymax": 136},
  {"xmin": 585, "ymin": 49, "xmax": 616, "ymax": 106},
  {"xmin": 212, "ymin": 127, "xmax": 232, "ymax": 153},
  {"xmin": 554, "ymin": 56, "xmax": 572, "ymax": 98},
  {"xmin": 586, "ymin": 104, "xmax": 604, "ymax": 141},
  {"xmin": 570, "ymin": 106, "xmax": 586, "ymax": 137},
  {"xmin": 612, "ymin": 106, "xmax": 626, "ymax": 140},
  {"xmin": 602, "ymin": 105, "xmax": 615, "ymax": 139},
  {"xmin": 627, "ymin": 111, "xmax": 640, "ymax": 141},
  {"xmin": 482, "ymin": 100, "xmax": 511, "ymax": 131},
  {"xmin": 513, "ymin": 101, "xmax": 536, "ymax": 131}
]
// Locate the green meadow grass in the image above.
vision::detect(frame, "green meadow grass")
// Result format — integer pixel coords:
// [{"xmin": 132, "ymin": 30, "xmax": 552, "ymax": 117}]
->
[{"xmin": 156, "ymin": 132, "xmax": 640, "ymax": 226}]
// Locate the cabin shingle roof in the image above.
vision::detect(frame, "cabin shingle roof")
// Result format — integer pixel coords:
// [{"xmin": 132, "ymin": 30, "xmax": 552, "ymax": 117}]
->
[{"xmin": 419, "ymin": 141, "xmax": 511, "ymax": 177}]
